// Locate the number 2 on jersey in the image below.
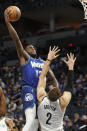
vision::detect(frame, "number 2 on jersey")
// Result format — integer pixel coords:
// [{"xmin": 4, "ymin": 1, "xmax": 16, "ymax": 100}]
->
[{"xmin": 46, "ymin": 112, "xmax": 52, "ymax": 125}]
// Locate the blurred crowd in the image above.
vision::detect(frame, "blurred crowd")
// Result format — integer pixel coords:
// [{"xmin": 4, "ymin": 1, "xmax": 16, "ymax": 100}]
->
[
  {"xmin": 0, "ymin": 56, "xmax": 87, "ymax": 130},
  {"xmin": 0, "ymin": 65, "xmax": 24, "ymax": 130}
]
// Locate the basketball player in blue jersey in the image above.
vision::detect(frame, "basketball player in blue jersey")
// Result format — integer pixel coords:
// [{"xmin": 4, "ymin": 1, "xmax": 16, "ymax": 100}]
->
[
  {"xmin": 37, "ymin": 48, "xmax": 76, "ymax": 131},
  {"xmin": 4, "ymin": 10, "xmax": 60, "ymax": 131}
]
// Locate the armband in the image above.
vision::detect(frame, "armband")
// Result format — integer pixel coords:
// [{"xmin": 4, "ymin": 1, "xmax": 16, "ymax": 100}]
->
[{"xmin": 64, "ymin": 70, "xmax": 74, "ymax": 93}]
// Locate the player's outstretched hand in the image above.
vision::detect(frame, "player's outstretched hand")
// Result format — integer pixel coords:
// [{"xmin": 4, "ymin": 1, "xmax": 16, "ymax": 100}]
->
[
  {"xmin": 62, "ymin": 53, "xmax": 76, "ymax": 70},
  {"xmin": 47, "ymin": 46, "xmax": 60, "ymax": 61}
]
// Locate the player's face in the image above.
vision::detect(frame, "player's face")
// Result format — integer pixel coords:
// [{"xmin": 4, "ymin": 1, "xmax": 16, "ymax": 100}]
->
[{"xmin": 26, "ymin": 45, "xmax": 37, "ymax": 55}]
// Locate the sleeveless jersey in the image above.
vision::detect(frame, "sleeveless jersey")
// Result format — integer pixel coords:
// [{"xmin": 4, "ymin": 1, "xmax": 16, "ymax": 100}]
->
[
  {"xmin": 37, "ymin": 97, "xmax": 64, "ymax": 131},
  {"xmin": 21, "ymin": 56, "xmax": 44, "ymax": 89},
  {"xmin": 0, "ymin": 117, "xmax": 8, "ymax": 131}
]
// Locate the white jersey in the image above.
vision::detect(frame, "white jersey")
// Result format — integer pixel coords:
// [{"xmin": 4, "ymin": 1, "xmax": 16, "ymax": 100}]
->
[
  {"xmin": 37, "ymin": 97, "xmax": 64, "ymax": 131},
  {"xmin": 0, "ymin": 117, "xmax": 9, "ymax": 131}
]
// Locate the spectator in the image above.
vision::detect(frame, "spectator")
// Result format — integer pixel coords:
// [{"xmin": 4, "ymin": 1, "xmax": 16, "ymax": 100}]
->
[
  {"xmin": 73, "ymin": 113, "xmax": 81, "ymax": 129},
  {"xmin": 65, "ymin": 120, "xmax": 75, "ymax": 131}
]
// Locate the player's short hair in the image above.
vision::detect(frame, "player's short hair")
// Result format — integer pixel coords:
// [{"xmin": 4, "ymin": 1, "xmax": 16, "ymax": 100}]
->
[
  {"xmin": 25, "ymin": 45, "xmax": 33, "ymax": 50},
  {"xmin": 48, "ymin": 87, "xmax": 62, "ymax": 102}
]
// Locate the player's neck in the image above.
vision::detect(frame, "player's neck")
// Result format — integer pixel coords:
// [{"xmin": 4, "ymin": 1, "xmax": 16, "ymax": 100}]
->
[{"xmin": 30, "ymin": 54, "xmax": 37, "ymax": 58}]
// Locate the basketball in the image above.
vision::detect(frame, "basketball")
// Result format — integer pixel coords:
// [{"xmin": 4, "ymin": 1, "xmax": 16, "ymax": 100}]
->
[{"xmin": 5, "ymin": 6, "xmax": 21, "ymax": 22}]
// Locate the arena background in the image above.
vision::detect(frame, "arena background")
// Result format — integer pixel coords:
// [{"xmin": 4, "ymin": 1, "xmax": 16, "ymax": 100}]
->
[{"xmin": 0, "ymin": 0, "xmax": 87, "ymax": 130}]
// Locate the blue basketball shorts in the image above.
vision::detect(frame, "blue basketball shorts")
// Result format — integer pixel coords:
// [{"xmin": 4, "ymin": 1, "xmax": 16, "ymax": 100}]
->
[{"xmin": 21, "ymin": 85, "xmax": 37, "ymax": 111}]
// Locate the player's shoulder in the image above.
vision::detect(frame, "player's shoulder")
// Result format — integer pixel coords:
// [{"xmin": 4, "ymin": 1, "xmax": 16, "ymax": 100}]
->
[
  {"xmin": 38, "ymin": 57, "xmax": 44, "ymax": 61},
  {"xmin": 29, "ymin": 56, "xmax": 45, "ymax": 65},
  {"xmin": 42, "ymin": 96, "xmax": 48, "ymax": 101},
  {"xmin": 29, "ymin": 56, "xmax": 33, "ymax": 60},
  {"xmin": 38, "ymin": 58, "xmax": 45, "ymax": 62},
  {"xmin": 38, "ymin": 96, "xmax": 48, "ymax": 107},
  {"xmin": 41, "ymin": 96, "xmax": 49, "ymax": 104},
  {"xmin": 35, "ymin": 57, "xmax": 45, "ymax": 63},
  {"xmin": 28, "ymin": 56, "xmax": 35, "ymax": 63}
]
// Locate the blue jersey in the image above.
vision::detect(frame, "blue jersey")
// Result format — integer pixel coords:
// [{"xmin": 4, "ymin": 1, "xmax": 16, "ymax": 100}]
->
[{"xmin": 21, "ymin": 56, "xmax": 44, "ymax": 89}]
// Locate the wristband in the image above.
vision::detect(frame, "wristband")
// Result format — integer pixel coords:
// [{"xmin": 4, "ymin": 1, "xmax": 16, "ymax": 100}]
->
[{"xmin": 46, "ymin": 58, "xmax": 51, "ymax": 61}]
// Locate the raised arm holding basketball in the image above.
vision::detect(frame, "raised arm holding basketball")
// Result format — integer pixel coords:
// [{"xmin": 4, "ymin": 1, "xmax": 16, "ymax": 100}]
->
[{"xmin": 4, "ymin": 8, "xmax": 29, "ymax": 65}]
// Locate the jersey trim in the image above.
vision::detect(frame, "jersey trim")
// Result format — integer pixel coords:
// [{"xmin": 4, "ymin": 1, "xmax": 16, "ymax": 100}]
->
[
  {"xmin": 22, "ymin": 85, "xmax": 36, "ymax": 91},
  {"xmin": 42, "ymin": 96, "xmax": 47, "ymax": 102},
  {"xmin": 38, "ymin": 96, "xmax": 47, "ymax": 108}
]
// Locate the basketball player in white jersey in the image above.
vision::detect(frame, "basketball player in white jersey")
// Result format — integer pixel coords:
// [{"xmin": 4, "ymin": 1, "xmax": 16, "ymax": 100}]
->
[
  {"xmin": 37, "ymin": 46, "xmax": 76, "ymax": 131},
  {"xmin": 0, "ymin": 87, "xmax": 18, "ymax": 131}
]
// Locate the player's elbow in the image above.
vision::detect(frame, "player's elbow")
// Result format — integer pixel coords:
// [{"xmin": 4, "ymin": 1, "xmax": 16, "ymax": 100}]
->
[
  {"xmin": 37, "ymin": 93, "xmax": 42, "ymax": 103},
  {"xmin": 37, "ymin": 87, "xmax": 46, "ymax": 103}
]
